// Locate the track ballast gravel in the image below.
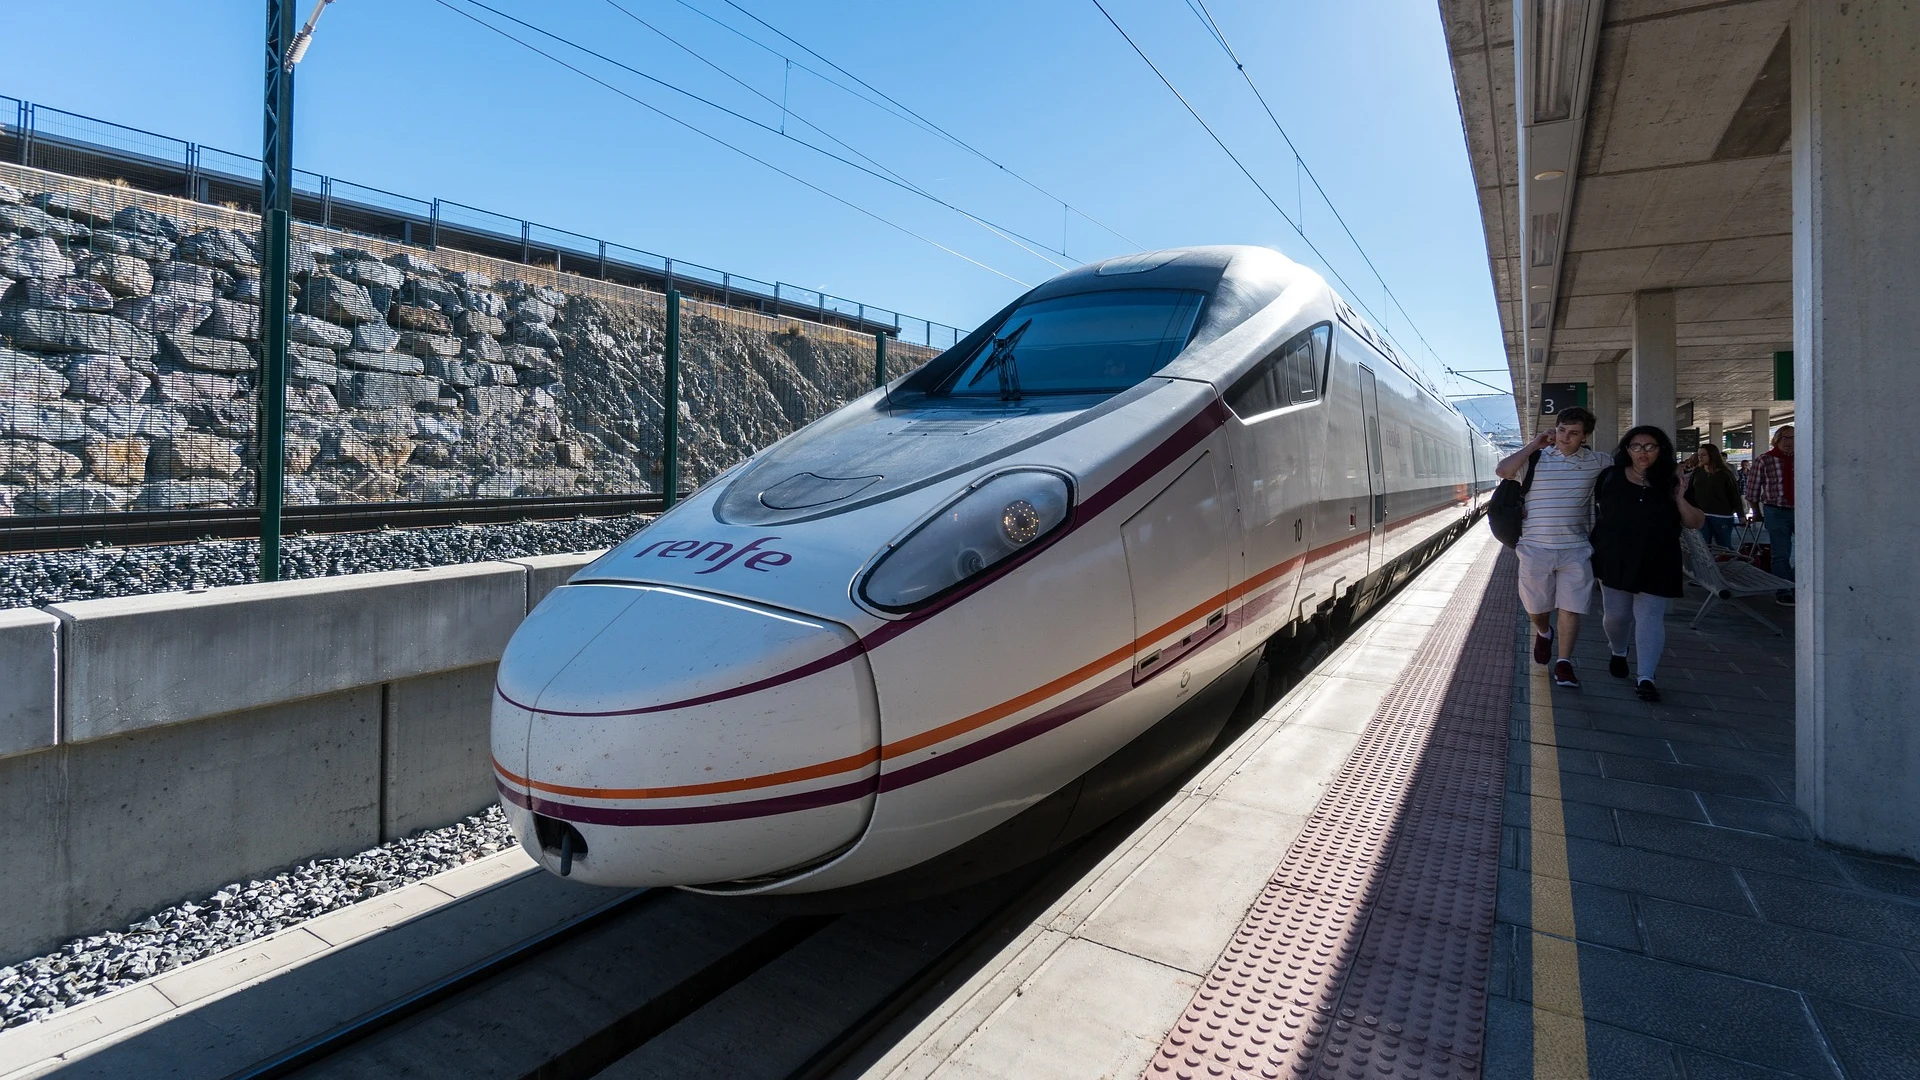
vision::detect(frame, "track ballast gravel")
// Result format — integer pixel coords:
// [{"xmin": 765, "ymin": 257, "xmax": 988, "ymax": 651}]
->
[
  {"xmin": 0, "ymin": 806, "xmax": 518, "ymax": 1031},
  {"xmin": 0, "ymin": 515, "xmax": 648, "ymax": 609}
]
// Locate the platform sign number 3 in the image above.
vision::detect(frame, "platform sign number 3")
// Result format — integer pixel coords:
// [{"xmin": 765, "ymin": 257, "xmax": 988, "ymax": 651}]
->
[{"xmin": 1539, "ymin": 382, "xmax": 1587, "ymax": 415}]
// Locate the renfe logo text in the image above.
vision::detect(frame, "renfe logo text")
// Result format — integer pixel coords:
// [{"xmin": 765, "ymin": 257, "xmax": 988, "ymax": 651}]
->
[{"xmin": 631, "ymin": 536, "xmax": 793, "ymax": 574}]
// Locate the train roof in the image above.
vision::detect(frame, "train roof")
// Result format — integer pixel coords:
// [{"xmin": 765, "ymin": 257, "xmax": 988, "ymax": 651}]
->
[{"xmin": 1026, "ymin": 245, "xmax": 1315, "ymax": 351}]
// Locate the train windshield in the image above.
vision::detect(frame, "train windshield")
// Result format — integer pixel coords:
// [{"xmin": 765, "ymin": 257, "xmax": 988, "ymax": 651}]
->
[{"xmin": 934, "ymin": 289, "xmax": 1206, "ymax": 397}]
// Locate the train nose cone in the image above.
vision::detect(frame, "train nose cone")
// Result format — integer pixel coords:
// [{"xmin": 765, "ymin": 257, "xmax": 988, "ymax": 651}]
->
[{"xmin": 491, "ymin": 584, "xmax": 880, "ymax": 887}]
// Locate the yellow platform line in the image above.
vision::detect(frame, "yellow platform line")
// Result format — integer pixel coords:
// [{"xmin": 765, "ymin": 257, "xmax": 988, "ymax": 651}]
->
[{"xmin": 1528, "ymin": 663, "xmax": 1591, "ymax": 1079}]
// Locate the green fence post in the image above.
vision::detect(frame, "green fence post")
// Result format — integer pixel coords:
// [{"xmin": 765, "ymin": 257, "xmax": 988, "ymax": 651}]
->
[
  {"xmin": 257, "ymin": 0, "xmax": 295, "ymax": 582},
  {"xmin": 663, "ymin": 289, "xmax": 681, "ymax": 510},
  {"xmin": 874, "ymin": 329, "xmax": 888, "ymax": 389}
]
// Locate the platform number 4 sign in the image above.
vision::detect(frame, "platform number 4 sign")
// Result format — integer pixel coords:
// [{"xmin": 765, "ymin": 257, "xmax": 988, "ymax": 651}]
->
[{"xmin": 1539, "ymin": 382, "xmax": 1588, "ymax": 416}]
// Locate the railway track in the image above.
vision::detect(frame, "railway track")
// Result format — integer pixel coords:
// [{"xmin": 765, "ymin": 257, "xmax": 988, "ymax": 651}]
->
[{"xmin": 218, "ymin": 832, "xmax": 1106, "ymax": 1080}]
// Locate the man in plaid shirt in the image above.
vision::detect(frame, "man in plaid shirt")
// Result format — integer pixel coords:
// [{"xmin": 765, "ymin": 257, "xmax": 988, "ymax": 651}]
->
[{"xmin": 1743, "ymin": 425, "xmax": 1796, "ymax": 605}]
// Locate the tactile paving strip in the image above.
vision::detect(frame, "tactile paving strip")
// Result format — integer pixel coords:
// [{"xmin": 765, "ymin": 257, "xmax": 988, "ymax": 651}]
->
[{"xmin": 1146, "ymin": 543, "xmax": 1518, "ymax": 1080}]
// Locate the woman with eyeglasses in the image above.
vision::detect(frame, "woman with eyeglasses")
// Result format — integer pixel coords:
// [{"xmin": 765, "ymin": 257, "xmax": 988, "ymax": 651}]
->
[{"xmin": 1589, "ymin": 426, "xmax": 1706, "ymax": 701}]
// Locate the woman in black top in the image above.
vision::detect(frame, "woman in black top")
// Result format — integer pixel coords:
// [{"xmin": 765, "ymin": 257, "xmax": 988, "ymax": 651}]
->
[{"xmin": 1590, "ymin": 426, "xmax": 1706, "ymax": 700}]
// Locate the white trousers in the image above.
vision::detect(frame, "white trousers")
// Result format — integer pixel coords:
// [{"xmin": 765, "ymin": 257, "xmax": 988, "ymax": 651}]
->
[
  {"xmin": 1516, "ymin": 541, "xmax": 1594, "ymax": 615},
  {"xmin": 1601, "ymin": 587, "xmax": 1669, "ymax": 682}
]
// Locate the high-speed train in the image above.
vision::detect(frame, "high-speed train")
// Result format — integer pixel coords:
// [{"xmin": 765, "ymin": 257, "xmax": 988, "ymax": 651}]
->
[{"xmin": 492, "ymin": 246, "xmax": 1499, "ymax": 904}]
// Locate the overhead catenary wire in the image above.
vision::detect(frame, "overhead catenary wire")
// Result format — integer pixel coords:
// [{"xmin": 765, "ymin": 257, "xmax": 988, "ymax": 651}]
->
[
  {"xmin": 674, "ymin": 0, "xmax": 1143, "ymax": 253},
  {"xmin": 593, "ymin": 0, "xmax": 1071, "ymax": 270},
  {"xmin": 1175, "ymin": 0, "xmax": 1486, "ymax": 397},
  {"xmin": 600, "ymin": 0, "xmax": 931, "ymax": 203},
  {"xmin": 1446, "ymin": 369, "xmax": 1511, "ymax": 396},
  {"xmin": 424, "ymin": 0, "xmax": 1031, "ymax": 286},
  {"xmin": 1084, "ymin": 0, "xmax": 1415, "ymax": 364},
  {"xmin": 1086, "ymin": 0, "xmax": 1299, "ymax": 237},
  {"xmin": 664, "ymin": 0, "xmax": 942, "ymax": 140},
  {"xmin": 441, "ymin": 0, "xmax": 1068, "ymax": 272}
]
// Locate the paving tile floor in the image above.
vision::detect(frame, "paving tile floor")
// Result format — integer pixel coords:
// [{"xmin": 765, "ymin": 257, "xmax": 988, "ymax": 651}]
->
[{"xmin": 1487, "ymin": 588, "xmax": 1920, "ymax": 1080}]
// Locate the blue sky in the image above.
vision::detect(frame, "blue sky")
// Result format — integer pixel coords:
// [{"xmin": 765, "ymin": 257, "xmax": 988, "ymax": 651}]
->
[{"xmin": 1, "ymin": 0, "xmax": 1512, "ymax": 405}]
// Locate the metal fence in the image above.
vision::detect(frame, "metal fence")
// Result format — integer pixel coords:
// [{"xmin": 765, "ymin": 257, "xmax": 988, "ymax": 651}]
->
[
  {"xmin": 0, "ymin": 136, "xmax": 948, "ymax": 554},
  {"xmin": 0, "ymin": 96, "xmax": 966, "ymax": 350}
]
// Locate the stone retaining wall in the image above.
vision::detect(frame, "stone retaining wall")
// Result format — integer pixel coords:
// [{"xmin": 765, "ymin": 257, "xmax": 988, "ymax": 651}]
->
[{"xmin": 0, "ymin": 163, "xmax": 940, "ymax": 515}]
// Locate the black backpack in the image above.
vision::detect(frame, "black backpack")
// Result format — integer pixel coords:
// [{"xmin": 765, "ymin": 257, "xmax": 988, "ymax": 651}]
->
[{"xmin": 1488, "ymin": 450, "xmax": 1542, "ymax": 547}]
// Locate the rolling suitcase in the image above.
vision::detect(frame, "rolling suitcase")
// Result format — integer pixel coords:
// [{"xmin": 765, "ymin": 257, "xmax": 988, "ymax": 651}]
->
[{"xmin": 1732, "ymin": 520, "xmax": 1771, "ymax": 573}]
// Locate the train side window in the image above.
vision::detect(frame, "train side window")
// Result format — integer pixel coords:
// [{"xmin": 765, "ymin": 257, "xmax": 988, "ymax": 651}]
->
[
  {"xmin": 1224, "ymin": 357, "xmax": 1280, "ymax": 417},
  {"xmin": 1226, "ymin": 322, "xmax": 1330, "ymax": 420},
  {"xmin": 1286, "ymin": 327, "xmax": 1327, "ymax": 404}
]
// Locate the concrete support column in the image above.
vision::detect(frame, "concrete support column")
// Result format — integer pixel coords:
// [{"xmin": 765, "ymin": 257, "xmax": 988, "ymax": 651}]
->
[
  {"xmin": 1589, "ymin": 358, "xmax": 1620, "ymax": 453},
  {"xmin": 1631, "ymin": 290, "xmax": 1677, "ymax": 436},
  {"xmin": 1792, "ymin": 0, "xmax": 1920, "ymax": 859},
  {"xmin": 1750, "ymin": 407, "xmax": 1772, "ymax": 451},
  {"xmin": 1707, "ymin": 419, "xmax": 1723, "ymax": 449}
]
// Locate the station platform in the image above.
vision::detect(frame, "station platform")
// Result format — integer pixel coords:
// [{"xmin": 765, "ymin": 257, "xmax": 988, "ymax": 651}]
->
[
  {"xmin": 1489, "ymin": 576, "xmax": 1919, "ymax": 1080},
  {"xmin": 844, "ymin": 530, "xmax": 1920, "ymax": 1080}
]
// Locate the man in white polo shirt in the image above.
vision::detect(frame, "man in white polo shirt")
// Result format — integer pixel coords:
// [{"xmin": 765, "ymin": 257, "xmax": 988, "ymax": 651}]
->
[{"xmin": 1495, "ymin": 406, "xmax": 1610, "ymax": 687}]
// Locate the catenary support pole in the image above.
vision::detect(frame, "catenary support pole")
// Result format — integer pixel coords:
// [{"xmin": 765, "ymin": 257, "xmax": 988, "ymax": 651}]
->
[
  {"xmin": 663, "ymin": 290, "xmax": 681, "ymax": 510},
  {"xmin": 257, "ymin": 0, "xmax": 295, "ymax": 582},
  {"xmin": 874, "ymin": 330, "xmax": 888, "ymax": 389}
]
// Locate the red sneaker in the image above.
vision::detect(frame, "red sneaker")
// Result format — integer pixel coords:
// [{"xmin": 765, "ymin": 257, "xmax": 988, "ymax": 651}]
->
[
  {"xmin": 1533, "ymin": 632, "xmax": 1553, "ymax": 665},
  {"xmin": 1552, "ymin": 659, "xmax": 1580, "ymax": 688}
]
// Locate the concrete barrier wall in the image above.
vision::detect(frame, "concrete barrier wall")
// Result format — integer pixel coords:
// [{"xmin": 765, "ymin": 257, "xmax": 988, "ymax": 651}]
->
[
  {"xmin": 0, "ymin": 608, "xmax": 58, "ymax": 758},
  {"xmin": 0, "ymin": 549, "xmax": 604, "ymax": 965}
]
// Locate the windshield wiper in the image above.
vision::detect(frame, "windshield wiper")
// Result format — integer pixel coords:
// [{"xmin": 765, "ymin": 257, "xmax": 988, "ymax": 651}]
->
[{"xmin": 966, "ymin": 318, "xmax": 1032, "ymax": 401}]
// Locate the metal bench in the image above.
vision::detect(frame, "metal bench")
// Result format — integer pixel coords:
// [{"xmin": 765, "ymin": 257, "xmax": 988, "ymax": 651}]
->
[{"xmin": 1681, "ymin": 528, "xmax": 1792, "ymax": 634}]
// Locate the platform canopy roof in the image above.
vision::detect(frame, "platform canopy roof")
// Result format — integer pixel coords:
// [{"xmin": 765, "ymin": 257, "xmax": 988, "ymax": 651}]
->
[{"xmin": 1441, "ymin": 0, "xmax": 1796, "ymax": 439}]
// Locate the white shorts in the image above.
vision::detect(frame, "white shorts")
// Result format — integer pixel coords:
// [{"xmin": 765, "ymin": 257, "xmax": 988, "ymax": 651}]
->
[{"xmin": 1516, "ymin": 541, "xmax": 1595, "ymax": 615}]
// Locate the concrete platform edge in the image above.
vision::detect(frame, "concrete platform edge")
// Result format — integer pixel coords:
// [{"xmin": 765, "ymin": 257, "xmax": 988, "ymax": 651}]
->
[{"xmin": 0, "ymin": 847, "xmax": 542, "ymax": 1079}]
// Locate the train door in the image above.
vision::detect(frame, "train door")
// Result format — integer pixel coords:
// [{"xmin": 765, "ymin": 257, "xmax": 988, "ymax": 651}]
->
[
  {"xmin": 1359, "ymin": 366, "xmax": 1387, "ymax": 573},
  {"xmin": 1122, "ymin": 449, "xmax": 1233, "ymax": 687},
  {"xmin": 1298, "ymin": 326, "xmax": 1365, "ymax": 624},
  {"xmin": 1220, "ymin": 328, "xmax": 1320, "ymax": 643}
]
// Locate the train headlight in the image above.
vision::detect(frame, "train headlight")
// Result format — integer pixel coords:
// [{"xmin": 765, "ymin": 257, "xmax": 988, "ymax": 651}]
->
[
  {"xmin": 1000, "ymin": 499, "xmax": 1044, "ymax": 544},
  {"xmin": 860, "ymin": 469, "xmax": 1072, "ymax": 613}
]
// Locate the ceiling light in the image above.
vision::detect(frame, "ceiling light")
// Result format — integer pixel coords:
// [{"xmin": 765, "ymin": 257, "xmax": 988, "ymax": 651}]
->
[
  {"xmin": 1529, "ymin": 0, "xmax": 1588, "ymax": 124},
  {"xmin": 1533, "ymin": 169, "xmax": 1566, "ymax": 180},
  {"xmin": 1529, "ymin": 212, "xmax": 1562, "ymax": 267}
]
